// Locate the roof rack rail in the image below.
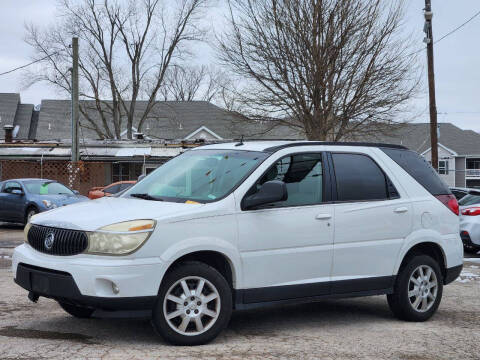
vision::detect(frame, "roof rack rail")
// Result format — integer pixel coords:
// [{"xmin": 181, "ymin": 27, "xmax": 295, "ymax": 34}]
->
[{"xmin": 264, "ymin": 141, "xmax": 407, "ymax": 152}]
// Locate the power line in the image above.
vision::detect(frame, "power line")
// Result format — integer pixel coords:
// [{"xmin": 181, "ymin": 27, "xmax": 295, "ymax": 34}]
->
[
  {"xmin": 434, "ymin": 9, "xmax": 480, "ymax": 44},
  {"xmin": 0, "ymin": 50, "xmax": 62, "ymax": 77},
  {"xmin": 406, "ymin": 8, "xmax": 480, "ymax": 57}
]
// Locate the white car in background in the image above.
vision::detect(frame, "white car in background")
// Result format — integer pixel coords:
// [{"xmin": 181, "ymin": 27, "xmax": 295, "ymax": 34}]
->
[{"xmin": 458, "ymin": 190, "xmax": 480, "ymax": 253}]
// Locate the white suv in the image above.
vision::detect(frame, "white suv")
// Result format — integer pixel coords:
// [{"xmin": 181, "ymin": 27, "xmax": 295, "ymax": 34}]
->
[{"xmin": 13, "ymin": 141, "xmax": 463, "ymax": 345}]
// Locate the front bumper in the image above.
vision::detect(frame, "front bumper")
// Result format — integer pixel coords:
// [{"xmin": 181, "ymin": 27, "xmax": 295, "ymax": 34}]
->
[
  {"xmin": 12, "ymin": 244, "xmax": 166, "ymax": 306},
  {"xmin": 15, "ymin": 263, "xmax": 156, "ymax": 310}
]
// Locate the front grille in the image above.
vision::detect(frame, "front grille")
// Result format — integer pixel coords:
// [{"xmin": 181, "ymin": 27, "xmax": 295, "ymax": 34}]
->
[{"xmin": 27, "ymin": 225, "xmax": 88, "ymax": 256}]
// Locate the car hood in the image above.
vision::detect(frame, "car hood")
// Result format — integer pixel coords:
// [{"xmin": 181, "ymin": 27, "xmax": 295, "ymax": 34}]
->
[{"xmin": 31, "ymin": 196, "xmax": 206, "ymax": 231}]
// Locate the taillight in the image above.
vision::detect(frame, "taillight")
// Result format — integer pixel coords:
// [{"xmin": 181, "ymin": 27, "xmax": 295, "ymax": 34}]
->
[
  {"xmin": 435, "ymin": 194, "xmax": 459, "ymax": 215},
  {"xmin": 461, "ymin": 207, "xmax": 480, "ymax": 216}
]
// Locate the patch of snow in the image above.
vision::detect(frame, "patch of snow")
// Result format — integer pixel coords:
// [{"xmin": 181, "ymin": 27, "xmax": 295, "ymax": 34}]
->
[
  {"xmin": 464, "ymin": 258, "xmax": 480, "ymax": 264},
  {"xmin": 455, "ymin": 269, "xmax": 480, "ymax": 283}
]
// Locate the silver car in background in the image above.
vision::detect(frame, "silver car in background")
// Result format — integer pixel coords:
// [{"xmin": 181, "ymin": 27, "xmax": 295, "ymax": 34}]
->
[{"xmin": 458, "ymin": 190, "xmax": 480, "ymax": 253}]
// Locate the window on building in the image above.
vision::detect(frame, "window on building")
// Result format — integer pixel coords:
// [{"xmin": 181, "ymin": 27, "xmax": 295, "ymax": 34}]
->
[
  {"xmin": 438, "ymin": 160, "xmax": 449, "ymax": 175},
  {"xmin": 112, "ymin": 163, "xmax": 130, "ymax": 182},
  {"xmin": 332, "ymin": 153, "xmax": 398, "ymax": 202},
  {"xmin": 112, "ymin": 163, "xmax": 144, "ymax": 182}
]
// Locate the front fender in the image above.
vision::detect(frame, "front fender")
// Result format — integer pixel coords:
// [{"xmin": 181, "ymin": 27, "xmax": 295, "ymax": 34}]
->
[{"xmin": 159, "ymin": 237, "xmax": 242, "ymax": 288}]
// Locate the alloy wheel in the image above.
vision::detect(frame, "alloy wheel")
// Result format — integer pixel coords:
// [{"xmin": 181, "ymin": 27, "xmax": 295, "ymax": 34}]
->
[
  {"xmin": 407, "ymin": 265, "xmax": 438, "ymax": 312},
  {"xmin": 163, "ymin": 276, "xmax": 221, "ymax": 336}
]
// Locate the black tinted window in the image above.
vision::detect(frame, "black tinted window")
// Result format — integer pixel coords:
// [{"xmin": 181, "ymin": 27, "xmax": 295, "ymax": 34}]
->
[
  {"xmin": 255, "ymin": 153, "xmax": 323, "ymax": 207},
  {"xmin": 105, "ymin": 184, "xmax": 120, "ymax": 194},
  {"xmin": 120, "ymin": 183, "xmax": 133, "ymax": 191},
  {"xmin": 381, "ymin": 148, "xmax": 450, "ymax": 195},
  {"xmin": 458, "ymin": 193, "xmax": 480, "ymax": 206},
  {"xmin": 332, "ymin": 153, "xmax": 396, "ymax": 202},
  {"xmin": 451, "ymin": 190, "xmax": 467, "ymax": 200}
]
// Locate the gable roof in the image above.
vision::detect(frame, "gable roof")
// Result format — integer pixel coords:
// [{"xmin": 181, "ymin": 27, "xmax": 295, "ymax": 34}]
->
[
  {"xmin": 34, "ymin": 99, "xmax": 304, "ymax": 141},
  {"xmin": 363, "ymin": 122, "xmax": 480, "ymax": 156},
  {"xmin": 184, "ymin": 126, "xmax": 223, "ymax": 140}
]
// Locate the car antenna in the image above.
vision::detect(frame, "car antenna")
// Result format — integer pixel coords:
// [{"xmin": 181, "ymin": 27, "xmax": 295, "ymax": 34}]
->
[{"xmin": 235, "ymin": 135, "xmax": 244, "ymax": 147}]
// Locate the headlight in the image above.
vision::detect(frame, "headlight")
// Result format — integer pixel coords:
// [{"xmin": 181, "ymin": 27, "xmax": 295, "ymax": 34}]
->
[
  {"xmin": 42, "ymin": 200, "xmax": 57, "ymax": 209},
  {"xmin": 86, "ymin": 220, "xmax": 155, "ymax": 255},
  {"xmin": 24, "ymin": 222, "xmax": 32, "ymax": 243}
]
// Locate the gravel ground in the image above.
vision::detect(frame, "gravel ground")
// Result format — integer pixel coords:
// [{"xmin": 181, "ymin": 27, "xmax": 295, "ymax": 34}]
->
[{"xmin": 0, "ymin": 262, "xmax": 479, "ymax": 360}]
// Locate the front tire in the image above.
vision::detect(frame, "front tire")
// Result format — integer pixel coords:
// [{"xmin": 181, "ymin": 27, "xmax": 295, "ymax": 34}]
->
[
  {"xmin": 58, "ymin": 301, "xmax": 94, "ymax": 318},
  {"xmin": 387, "ymin": 254, "xmax": 443, "ymax": 322},
  {"xmin": 25, "ymin": 207, "xmax": 38, "ymax": 224},
  {"xmin": 152, "ymin": 261, "xmax": 232, "ymax": 345}
]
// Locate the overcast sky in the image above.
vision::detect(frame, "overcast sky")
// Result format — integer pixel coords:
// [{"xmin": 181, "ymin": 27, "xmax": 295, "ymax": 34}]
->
[{"xmin": 1, "ymin": 0, "xmax": 479, "ymax": 131}]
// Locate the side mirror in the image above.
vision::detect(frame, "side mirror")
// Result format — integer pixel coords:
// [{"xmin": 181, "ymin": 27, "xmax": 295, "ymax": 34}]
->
[
  {"xmin": 242, "ymin": 180, "xmax": 288, "ymax": 210},
  {"xmin": 11, "ymin": 189, "xmax": 24, "ymax": 195},
  {"xmin": 73, "ymin": 190, "xmax": 79, "ymax": 195}
]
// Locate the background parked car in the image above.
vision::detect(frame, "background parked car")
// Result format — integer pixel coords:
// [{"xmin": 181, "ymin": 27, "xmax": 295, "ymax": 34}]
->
[
  {"xmin": 88, "ymin": 181, "xmax": 136, "ymax": 199},
  {"xmin": 0, "ymin": 178, "xmax": 89, "ymax": 224},
  {"xmin": 450, "ymin": 187, "xmax": 477, "ymax": 201},
  {"xmin": 458, "ymin": 190, "xmax": 480, "ymax": 253}
]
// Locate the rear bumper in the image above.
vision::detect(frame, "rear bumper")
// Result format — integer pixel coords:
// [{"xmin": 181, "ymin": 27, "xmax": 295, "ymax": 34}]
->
[
  {"xmin": 444, "ymin": 264, "xmax": 463, "ymax": 285},
  {"xmin": 15, "ymin": 263, "xmax": 156, "ymax": 310}
]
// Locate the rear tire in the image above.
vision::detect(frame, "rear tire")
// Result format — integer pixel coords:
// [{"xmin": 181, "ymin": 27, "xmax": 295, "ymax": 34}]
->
[
  {"xmin": 58, "ymin": 302, "xmax": 94, "ymax": 318},
  {"xmin": 387, "ymin": 254, "xmax": 443, "ymax": 322},
  {"xmin": 152, "ymin": 261, "xmax": 232, "ymax": 346}
]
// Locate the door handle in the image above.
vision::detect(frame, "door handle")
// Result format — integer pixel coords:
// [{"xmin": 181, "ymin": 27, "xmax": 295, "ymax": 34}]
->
[
  {"xmin": 315, "ymin": 213, "xmax": 332, "ymax": 220},
  {"xmin": 394, "ymin": 207, "xmax": 408, "ymax": 213}
]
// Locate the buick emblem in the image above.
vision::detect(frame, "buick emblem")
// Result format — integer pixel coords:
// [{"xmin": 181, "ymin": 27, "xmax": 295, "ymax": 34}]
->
[{"xmin": 44, "ymin": 232, "xmax": 55, "ymax": 250}]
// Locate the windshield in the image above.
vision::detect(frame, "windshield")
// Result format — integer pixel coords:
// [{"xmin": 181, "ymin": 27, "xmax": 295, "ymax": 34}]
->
[
  {"xmin": 459, "ymin": 193, "xmax": 480, "ymax": 206},
  {"xmin": 24, "ymin": 181, "xmax": 74, "ymax": 196},
  {"xmin": 124, "ymin": 149, "xmax": 268, "ymax": 203}
]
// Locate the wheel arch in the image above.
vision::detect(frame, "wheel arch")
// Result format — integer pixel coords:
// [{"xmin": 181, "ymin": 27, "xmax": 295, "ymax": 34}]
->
[
  {"xmin": 24, "ymin": 202, "xmax": 40, "ymax": 222},
  {"xmin": 395, "ymin": 240, "xmax": 447, "ymax": 281},
  {"xmin": 159, "ymin": 240, "xmax": 241, "ymax": 292}
]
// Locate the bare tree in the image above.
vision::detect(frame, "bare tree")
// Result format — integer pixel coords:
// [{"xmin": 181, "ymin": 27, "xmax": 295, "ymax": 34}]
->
[
  {"xmin": 217, "ymin": 0, "xmax": 420, "ymax": 141},
  {"xmin": 158, "ymin": 64, "xmax": 236, "ymax": 109},
  {"xmin": 25, "ymin": 0, "xmax": 208, "ymax": 139}
]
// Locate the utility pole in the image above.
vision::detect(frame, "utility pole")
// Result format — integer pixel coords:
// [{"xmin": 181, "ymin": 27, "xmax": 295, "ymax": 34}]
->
[
  {"xmin": 71, "ymin": 37, "xmax": 79, "ymax": 162},
  {"xmin": 424, "ymin": 0, "xmax": 438, "ymax": 170}
]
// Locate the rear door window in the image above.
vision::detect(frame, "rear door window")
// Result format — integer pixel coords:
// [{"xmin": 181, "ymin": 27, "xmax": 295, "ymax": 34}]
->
[{"xmin": 332, "ymin": 153, "xmax": 398, "ymax": 202}]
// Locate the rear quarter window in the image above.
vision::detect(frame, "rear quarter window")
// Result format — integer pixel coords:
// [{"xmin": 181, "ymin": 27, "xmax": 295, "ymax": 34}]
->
[{"xmin": 381, "ymin": 148, "xmax": 450, "ymax": 195}]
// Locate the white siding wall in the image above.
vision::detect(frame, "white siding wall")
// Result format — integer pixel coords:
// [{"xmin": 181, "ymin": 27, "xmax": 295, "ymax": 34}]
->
[{"xmin": 422, "ymin": 146, "xmax": 456, "ymax": 187}]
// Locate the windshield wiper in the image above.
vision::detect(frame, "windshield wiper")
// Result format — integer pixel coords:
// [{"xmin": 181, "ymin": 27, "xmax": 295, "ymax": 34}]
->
[{"xmin": 130, "ymin": 193, "xmax": 164, "ymax": 201}]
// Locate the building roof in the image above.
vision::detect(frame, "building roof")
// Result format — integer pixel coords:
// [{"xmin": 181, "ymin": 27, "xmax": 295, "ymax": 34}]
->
[
  {"xmin": 13, "ymin": 104, "xmax": 34, "ymax": 139},
  {"xmin": 363, "ymin": 123, "xmax": 480, "ymax": 156},
  {"xmin": 0, "ymin": 93, "xmax": 20, "ymax": 139},
  {"xmin": 35, "ymin": 99, "xmax": 304, "ymax": 141}
]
